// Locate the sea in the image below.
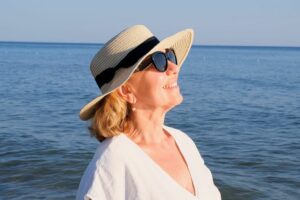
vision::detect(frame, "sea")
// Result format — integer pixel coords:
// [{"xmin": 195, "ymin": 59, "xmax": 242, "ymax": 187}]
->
[{"xmin": 0, "ymin": 42, "xmax": 299, "ymax": 200}]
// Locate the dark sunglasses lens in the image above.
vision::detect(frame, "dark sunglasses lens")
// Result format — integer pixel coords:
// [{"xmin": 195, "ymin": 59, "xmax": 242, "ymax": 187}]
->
[
  {"xmin": 152, "ymin": 52, "xmax": 167, "ymax": 72},
  {"xmin": 166, "ymin": 50, "xmax": 177, "ymax": 64}
]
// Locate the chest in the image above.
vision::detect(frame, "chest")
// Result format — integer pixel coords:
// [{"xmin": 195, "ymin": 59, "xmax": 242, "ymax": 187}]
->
[{"xmin": 143, "ymin": 143, "xmax": 196, "ymax": 196}]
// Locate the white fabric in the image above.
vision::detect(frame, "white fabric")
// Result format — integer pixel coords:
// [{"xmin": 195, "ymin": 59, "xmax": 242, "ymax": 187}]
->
[{"xmin": 76, "ymin": 125, "xmax": 222, "ymax": 200}]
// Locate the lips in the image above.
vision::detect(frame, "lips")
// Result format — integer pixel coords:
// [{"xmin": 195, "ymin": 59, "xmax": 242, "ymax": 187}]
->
[{"xmin": 163, "ymin": 82, "xmax": 178, "ymax": 89}]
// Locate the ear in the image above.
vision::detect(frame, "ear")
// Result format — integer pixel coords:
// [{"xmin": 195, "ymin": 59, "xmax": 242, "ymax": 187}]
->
[{"xmin": 117, "ymin": 84, "xmax": 136, "ymax": 104}]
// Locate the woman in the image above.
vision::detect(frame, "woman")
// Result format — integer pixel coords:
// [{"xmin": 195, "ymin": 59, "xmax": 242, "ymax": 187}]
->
[{"xmin": 76, "ymin": 25, "xmax": 221, "ymax": 200}]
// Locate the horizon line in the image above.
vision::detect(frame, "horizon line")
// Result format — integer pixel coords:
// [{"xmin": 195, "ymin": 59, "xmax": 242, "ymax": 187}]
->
[{"xmin": 0, "ymin": 40, "xmax": 299, "ymax": 49}]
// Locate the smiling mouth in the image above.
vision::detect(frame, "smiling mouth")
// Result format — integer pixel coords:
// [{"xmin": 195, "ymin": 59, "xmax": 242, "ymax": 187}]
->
[{"xmin": 163, "ymin": 82, "xmax": 178, "ymax": 89}]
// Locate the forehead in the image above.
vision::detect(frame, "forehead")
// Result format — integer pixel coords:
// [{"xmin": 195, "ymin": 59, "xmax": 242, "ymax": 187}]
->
[
  {"xmin": 157, "ymin": 48, "xmax": 168, "ymax": 53},
  {"xmin": 159, "ymin": 48, "xmax": 167, "ymax": 53}
]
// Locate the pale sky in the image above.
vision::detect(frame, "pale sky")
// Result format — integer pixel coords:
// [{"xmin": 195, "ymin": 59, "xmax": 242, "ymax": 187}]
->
[{"xmin": 0, "ymin": 0, "xmax": 299, "ymax": 46}]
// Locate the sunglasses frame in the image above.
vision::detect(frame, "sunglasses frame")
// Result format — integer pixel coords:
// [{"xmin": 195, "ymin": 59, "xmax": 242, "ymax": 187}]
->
[{"xmin": 137, "ymin": 48, "xmax": 177, "ymax": 72}]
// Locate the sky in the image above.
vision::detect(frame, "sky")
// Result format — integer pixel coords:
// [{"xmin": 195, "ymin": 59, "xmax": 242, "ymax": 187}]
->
[{"xmin": 0, "ymin": 0, "xmax": 299, "ymax": 47}]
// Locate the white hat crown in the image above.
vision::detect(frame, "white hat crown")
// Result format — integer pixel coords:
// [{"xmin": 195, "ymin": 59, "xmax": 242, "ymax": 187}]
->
[{"xmin": 90, "ymin": 25, "xmax": 155, "ymax": 78}]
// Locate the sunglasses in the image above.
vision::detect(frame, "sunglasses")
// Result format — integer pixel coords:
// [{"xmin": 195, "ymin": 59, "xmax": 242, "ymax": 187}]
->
[{"xmin": 137, "ymin": 49, "xmax": 177, "ymax": 72}]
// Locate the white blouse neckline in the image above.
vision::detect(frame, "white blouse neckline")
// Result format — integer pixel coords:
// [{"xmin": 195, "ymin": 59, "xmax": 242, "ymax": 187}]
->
[{"xmin": 119, "ymin": 125, "xmax": 200, "ymax": 199}]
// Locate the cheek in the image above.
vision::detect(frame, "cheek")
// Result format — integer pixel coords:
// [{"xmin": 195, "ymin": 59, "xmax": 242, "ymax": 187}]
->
[
  {"xmin": 137, "ymin": 75, "xmax": 165, "ymax": 100},
  {"xmin": 158, "ymin": 75, "xmax": 166, "ymax": 83},
  {"xmin": 152, "ymin": 75, "xmax": 166, "ymax": 92}
]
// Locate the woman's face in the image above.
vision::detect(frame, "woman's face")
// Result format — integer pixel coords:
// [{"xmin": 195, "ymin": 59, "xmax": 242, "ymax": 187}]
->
[{"xmin": 126, "ymin": 51, "xmax": 183, "ymax": 112}]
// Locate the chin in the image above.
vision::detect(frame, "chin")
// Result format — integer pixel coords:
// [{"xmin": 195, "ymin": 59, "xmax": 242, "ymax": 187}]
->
[
  {"xmin": 164, "ymin": 94, "xmax": 183, "ymax": 111},
  {"xmin": 175, "ymin": 94, "xmax": 183, "ymax": 105}
]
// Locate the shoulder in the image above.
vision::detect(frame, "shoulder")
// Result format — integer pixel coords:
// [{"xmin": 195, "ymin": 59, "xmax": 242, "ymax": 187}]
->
[
  {"xmin": 76, "ymin": 135, "xmax": 126, "ymax": 200},
  {"xmin": 79, "ymin": 134, "xmax": 127, "ymax": 182},
  {"xmin": 91, "ymin": 134, "xmax": 126, "ymax": 171}
]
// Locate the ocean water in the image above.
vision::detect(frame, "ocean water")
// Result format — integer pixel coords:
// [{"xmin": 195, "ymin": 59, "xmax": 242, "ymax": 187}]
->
[{"xmin": 0, "ymin": 42, "xmax": 299, "ymax": 200}]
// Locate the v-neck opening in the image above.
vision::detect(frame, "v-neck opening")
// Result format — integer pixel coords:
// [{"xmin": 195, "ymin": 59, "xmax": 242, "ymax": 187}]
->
[{"xmin": 120, "ymin": 125, "xmax": 199, "ymax": 199}]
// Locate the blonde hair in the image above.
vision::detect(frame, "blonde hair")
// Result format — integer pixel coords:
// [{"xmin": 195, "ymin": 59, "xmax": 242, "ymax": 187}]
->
[{"xmin": 88, "ymin": 89, "xmax": 133, "ymax": 142}]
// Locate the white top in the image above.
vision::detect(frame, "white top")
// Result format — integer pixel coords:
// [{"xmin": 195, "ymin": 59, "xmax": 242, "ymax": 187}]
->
[{"xmin": 76, "ymin": 125, "xmax": 221, "ymax": 200}]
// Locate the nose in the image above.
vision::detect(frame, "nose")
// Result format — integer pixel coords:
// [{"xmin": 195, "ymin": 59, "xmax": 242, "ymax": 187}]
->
[{"xmin": 166, "ymin": 61, "xmax": 179, "ymax": 75}]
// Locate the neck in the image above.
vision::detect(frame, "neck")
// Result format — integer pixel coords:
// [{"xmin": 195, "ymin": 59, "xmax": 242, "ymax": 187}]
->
[{"xmin": 125, "ymin": 108, "xmax": 169, "ymax": 145}]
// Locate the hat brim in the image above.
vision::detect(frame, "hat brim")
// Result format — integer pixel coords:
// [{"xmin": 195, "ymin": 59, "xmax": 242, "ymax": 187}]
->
[{"xmin": 79, "ymin": 28, "xmax": 194, "ymax": 120}]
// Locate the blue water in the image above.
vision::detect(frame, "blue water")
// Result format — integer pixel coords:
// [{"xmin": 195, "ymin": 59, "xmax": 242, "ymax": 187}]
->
[{"xmin": 0, "ymin": 42, "xmax": 299, "ymax": 200}]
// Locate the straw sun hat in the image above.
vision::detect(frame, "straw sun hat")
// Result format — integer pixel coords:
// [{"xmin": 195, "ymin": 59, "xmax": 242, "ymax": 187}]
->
[{"xmin": 79, "ymin": 25, "xmax": 194, "ymax": 121}]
